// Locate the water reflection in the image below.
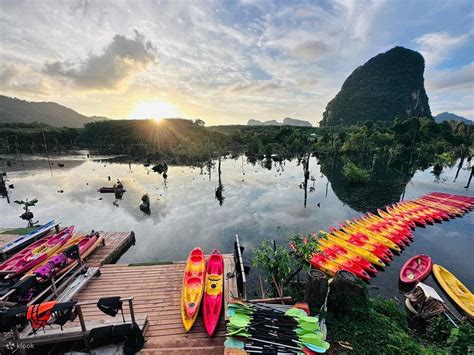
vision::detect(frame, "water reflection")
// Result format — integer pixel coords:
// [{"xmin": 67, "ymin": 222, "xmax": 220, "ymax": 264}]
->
[
  {"xmin": 318, "ymin": 153, "xmax": 416, "ymax": 212},
  {"xmin": 0, "ymin": 153, "xmax": 472, "ymax": 298}
]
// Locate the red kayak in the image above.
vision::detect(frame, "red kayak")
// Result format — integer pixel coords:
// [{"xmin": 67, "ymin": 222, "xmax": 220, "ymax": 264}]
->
[
  {"xmin": 203, "ymin": 249, "xmax": 224, "ymax": 336},
  {"xmin": 400, "ymin": 254, "xmax": 432, "ymax": 283}
]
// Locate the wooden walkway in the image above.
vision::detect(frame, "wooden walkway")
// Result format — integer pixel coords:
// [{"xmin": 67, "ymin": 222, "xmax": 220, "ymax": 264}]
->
[
  {"xmin": 69, "ymin": 255, "xmax": 237, "ymax": 353},
  {"xmin": 83, "ymin": 230, "xmax": 135, "ymax": 266},
  {"xmin": 0, "ymin": 234, "xmax": 18, "ymax": 249}
]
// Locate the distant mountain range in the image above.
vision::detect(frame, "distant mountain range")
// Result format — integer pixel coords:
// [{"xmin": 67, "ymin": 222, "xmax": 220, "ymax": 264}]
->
[
  {"xmin": 0, "ymin": 95, "xmax": 109, "ymax": 128},
  {"xmin": 435, "ymin": 112, "xmax": 472, "ymax": 125},
  {"xmin": 247, "ymin": 117, "xmax": 312, "ymax": 127}
]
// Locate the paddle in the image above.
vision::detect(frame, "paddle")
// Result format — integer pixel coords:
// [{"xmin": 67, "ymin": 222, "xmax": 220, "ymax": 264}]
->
[{"xmin": 226, "ymin": 301, "xmax": 330, "ymax": 353}]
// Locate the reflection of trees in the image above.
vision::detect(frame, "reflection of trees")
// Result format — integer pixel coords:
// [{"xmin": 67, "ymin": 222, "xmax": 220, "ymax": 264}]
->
[
  {"xmin": 318, "ymin": 153, "xmax": 415, "ymax": 212},
  {"xmin": 215, "ymin": 158, "xmax": 225, "ymax": 206}
]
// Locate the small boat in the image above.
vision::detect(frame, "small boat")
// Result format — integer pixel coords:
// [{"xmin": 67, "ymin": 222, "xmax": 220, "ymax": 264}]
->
[
  {"xmin": 0, "ymin": 220, "xmax": 56, "ymax": 254},
  {"xmin": 97, "ymin": 186, "xmax": 115, "ymax": 194},
  {"xmin": 0, "ymin": 227, "xmax": 75, "ymax": 276},
  {"xmin": 181, "ymin": 247, "xmax": 206, "ymax": 332},
  {"xmin": 432, "ymin": 264, "xmax": 474, "ymax": 319},
  {"xmin": 399, "ymin": 255, "xmax": 432, "ymax": 283},
  {"xmin": 203, "ymin": 249, "xmax": 224, "ymax": 336}
]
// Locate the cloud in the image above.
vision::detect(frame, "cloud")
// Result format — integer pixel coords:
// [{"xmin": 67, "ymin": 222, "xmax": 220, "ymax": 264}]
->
[
  {"xmin": 414, "ymin": 31, "xmax": 470, "ymax": 67},
  {"xmin": 0, "ymin": 64, "xmax": 51, "ymax": 95},
  {"xmin": 43, "ymin": 30, "xmax": 155, "ymax": 90},
  {"xmin": 291, "ymin": 40, "xmax": 330, "ymax": 61},
  {"xmin": 226, "ymin": 80, "xmax": 285, "ymax": 95},
  {"xmin": 428, "ymin": 62, "xmax": 474, "ymax": 91}
]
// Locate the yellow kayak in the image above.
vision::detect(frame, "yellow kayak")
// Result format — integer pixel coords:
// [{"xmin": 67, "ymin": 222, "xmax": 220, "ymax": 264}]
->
[
  {"xmin": 433, "ymin": 264, "xmax": 474, "ymax": 319},
  {"xmin": 319, "ymin": 231, "xmax": 385, "ymax": 268},
  {"xmin": 181, "ymin": 247, "xmax": 206, "ymax": 331}
]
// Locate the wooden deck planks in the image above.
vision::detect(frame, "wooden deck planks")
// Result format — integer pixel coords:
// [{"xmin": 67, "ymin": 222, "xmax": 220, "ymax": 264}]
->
[
  {"xmin": 68, "ymin": 255, "xmax": 236, "ymax": 352},
  {"xmin": 0, "ymin": 234, "xmax": 19, "ymax": 249},
  {"xmin": 81, "ymin": 230, "xmax": 135, "ymax": 266}
]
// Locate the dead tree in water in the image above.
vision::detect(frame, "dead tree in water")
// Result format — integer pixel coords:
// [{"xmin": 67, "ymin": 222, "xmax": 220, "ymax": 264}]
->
[
  {"xmin": 215, "ymin": 158, "xmax": 225, "ymax": 206},
  {"xmin": 0, "ymin": 172, "xmax": 10, "ymax": 204}
]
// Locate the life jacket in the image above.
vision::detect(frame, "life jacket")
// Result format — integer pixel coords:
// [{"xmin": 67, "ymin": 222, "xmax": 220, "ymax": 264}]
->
[
  {"xmin": 0, "ymin": 306, "xmax": 27, "ymax": 332},
  {"xmin": 26, "ymin": 301, "xmax": 56, "ymax": 331},
  {"xmin": 97, "ymin": 297, "xmax": 124, "ymax": 320}
]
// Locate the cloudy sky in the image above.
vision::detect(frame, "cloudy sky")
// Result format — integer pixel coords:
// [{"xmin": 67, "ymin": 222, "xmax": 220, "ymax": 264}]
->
[{"xmin": 0, "ymin": 0, "xmax": 473, "ymax": 125}]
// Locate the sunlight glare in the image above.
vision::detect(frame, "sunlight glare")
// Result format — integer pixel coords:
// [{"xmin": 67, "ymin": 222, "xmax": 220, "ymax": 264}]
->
[{"xmin": 129, "ymin": 100, "xmax": 183, "ymax": 120}]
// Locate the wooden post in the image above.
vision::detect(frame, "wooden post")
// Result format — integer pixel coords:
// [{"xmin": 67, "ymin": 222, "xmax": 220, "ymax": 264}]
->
[
  {"xmin": 128, "ymin": 299, "xmax": 136, "ymax": 324},
  {"xmin": 328, "ymin": 270, "xmax": 367, "ymax": 318},
  {"xmin": 304, "ymin": 269, "xmax": 328, "ymax": 310}
]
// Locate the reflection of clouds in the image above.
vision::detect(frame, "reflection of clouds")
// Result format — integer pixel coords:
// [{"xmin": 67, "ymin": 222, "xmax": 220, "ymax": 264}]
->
[{"xmin": 1, "ymin": 156, "xmax": 472, "ymax": 291}]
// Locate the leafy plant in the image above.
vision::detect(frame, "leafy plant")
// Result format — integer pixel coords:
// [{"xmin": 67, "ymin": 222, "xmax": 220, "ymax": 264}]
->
[{"xmin": 252, "ymin": 240, "xmax": 293, "ymax": 297}]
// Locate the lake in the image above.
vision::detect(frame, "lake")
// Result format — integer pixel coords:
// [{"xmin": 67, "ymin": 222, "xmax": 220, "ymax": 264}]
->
[{"xmin": 0, "ymin": 152, "xmax": 472, "ymax": 310}]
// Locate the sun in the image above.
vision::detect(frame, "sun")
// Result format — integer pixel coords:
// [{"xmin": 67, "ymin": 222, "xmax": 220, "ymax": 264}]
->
[{"xmin": 129, "ymin": 100, "xmax": 183, "ymax": 120}]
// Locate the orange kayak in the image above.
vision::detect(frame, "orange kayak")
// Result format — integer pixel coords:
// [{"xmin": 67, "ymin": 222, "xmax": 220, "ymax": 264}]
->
[{"xmin": 181, "ymin": 247, "xmax": 206, "ymax": 332}]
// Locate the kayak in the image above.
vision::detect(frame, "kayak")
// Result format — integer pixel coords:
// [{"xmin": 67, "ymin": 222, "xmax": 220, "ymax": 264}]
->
[
  {"xmin": 432, "ymin": 264, "xmax": 474, "ymax": 319},
  {"xmin": 0, "ymin": 226, "xmax": 75, "ymax": 276},
  {"xmin": 399, "ymin": 255, "xmax": 432, "ymax": 283},
  {"xmin": 336, "ymin": 225, "xmax": 394, "ymax": 258},
  {"xmin": 329, "ymin": 228, "xmax": 391, "ymax": 264},
  {"xmin": 356, "ymin": 215, "xmax": 412, "ymax": 243},
  {"xmin": 203, "ymin": 249, "xmax": 224, "ymax": 336},
  {"xmin": 315, "ymin": 238, "xmax": 377, "ymax": 274},
  {"xmin": 378, "ymin": 208, "xmax": 416, "ymax": 229},
  {"xmin": 309, "ymin": 253, "xmax": 344, "ymax": 277},
  {"xmin": 319, "ymin": 231, "xmax": 385, "ymax": 268},
  {"xmin": 345, "ymin": 219, "xmax": 404, "ymax": 250},
  {"xmin": 0, "ymin": 220, "xmax": 56, "ymax": 254},
  {"xmin": 181, "ymin": 247, "xmax": 206, "ymax": 332},
  {"xmin": 317, "ymin": 250, "xmax": 371, "ymax": 281},
  {"xmin": 25, "ymin": 232, "xmax": 102, "ymax": 280},
  {"xmin": 98, "ymin": 187, "xmax": 126, "ymax": 193}
]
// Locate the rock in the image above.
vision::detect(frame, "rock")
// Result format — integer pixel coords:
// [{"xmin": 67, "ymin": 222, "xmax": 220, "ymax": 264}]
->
[
  {"xmin": 283, "ymin": 117, "xmax": 312, "ymax": 127},
  {"xmin": 320, "ymin": 46, "xmax": 432, "ymax": 126}
]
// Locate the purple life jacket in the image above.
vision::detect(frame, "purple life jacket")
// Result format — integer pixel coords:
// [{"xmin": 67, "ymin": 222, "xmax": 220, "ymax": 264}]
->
[{"xmin": 34, "ymin": 253, "xmax": 67, "ymax": 279}]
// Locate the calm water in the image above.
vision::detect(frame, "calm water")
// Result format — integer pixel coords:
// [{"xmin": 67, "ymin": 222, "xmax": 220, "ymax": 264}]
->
[{"xmin": 0, "ymin": 152, "xmax": 472, "ymax": 308}]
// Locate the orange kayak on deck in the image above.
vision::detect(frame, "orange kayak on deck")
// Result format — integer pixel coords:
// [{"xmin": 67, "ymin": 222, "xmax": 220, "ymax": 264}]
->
[{"xmin": 181, "ymin": 248, "xmax": 206, "ymax": 332}]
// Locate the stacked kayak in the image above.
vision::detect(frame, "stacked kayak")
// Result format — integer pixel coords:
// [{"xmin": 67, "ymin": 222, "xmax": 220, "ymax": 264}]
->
[
  {"xmin": 0, "ymin": 220, "xmax": 57, "ymax": 255},
  {"xmin": 299, "ymin": 192, "xmax": 473, "ymax": 281},
  {"xmin": 181, "ymin": 248, "xmax": 224, "ymax": 335},
  {"xmin": 0, "ymin": 227, "xmax": 75, "ymax": 277},
  {"xmin": 24, "ymin": 232, "xmax": 102, "ymax": 281}
]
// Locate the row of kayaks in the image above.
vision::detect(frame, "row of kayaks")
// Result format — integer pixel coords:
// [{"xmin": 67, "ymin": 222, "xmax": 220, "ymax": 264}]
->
[
  {"xmin": 181, "ymin": 247, "xmax": 224, "ymax": 336},
  {"xmin": 399, "ymin": 255, "xmax": 473, "ymax": 318},
  {"xmin": 0, "ymin": 224, "xmax": 102, "ymax": 301},
  {"xmin": 304, "ymin": 192, "xmax": 473, "ymax": 282}
]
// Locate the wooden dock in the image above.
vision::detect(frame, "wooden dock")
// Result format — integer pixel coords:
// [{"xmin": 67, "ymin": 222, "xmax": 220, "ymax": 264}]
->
[
  {"xmin": 83, "ymin": 230, "xmax": 135, "ymax": 266},
  {"xmin": 58, "ymin": 255, "xmax": 237, "ymax": 353},
  {"xmin": 2, "ymin": 228, "xmax": 239, "ymax": 353}
]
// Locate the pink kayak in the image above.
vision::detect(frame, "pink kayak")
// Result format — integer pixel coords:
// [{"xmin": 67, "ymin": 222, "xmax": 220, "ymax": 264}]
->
[
  {"xmin": 400, "ymin": 254, "xmax": 432, "ymax": 283},
  {"xmin": 203, "ymin": 249, "xmax": 224, "ymax": 336},
  {"xmin": 0, "ymin": 226, "xmax": 75, "ymax": 276},
  {"xmin": 29, "ymin": 232, "xmax": 101, "ymax": 280}
]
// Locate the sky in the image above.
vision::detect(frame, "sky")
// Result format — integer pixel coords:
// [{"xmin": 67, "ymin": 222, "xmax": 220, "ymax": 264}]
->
[{"xmin": 0, "ymin": 0, "xmax": 473, "ymax": 125}]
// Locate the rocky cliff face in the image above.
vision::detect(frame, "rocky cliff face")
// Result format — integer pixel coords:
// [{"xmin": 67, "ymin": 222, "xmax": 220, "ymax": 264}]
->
[{"xmin": 320, "ymin": 46, "xmax": 432, "ymax": 126}]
